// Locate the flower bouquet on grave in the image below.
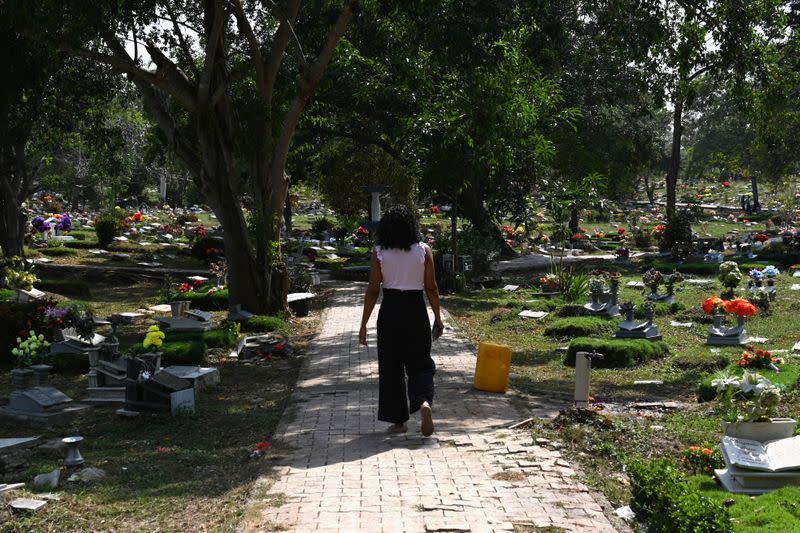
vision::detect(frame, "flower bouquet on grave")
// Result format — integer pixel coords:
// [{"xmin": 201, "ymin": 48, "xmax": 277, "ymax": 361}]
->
[
  {"xmin": 712, "ymin": 370, "xmax": 784, "ymax": 423},
  {"xmin": 681, "ymin": 445, "xmax": 722, "ymax": 475},
  {"xmin": 748, "ymin": 267, "xmax": 764, "ymax": 289},
  {"xmin": 537, "ymin": 273, "xmax": 560, "ymax": 293},
  {"xmin": 12, "ymin": 330, "xmax": 50, "ymax": 368},
  {"xmin": 737, "ymin": 345, "xmax": 784, "ymax": 372},
  {"xmin": 642, "ymin": 268, "xmax": 664, "ymax": 300}
]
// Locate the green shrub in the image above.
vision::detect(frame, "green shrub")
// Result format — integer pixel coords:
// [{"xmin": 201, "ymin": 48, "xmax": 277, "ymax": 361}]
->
[
  {"xmin": 37, "ymin": 279, "xmax": 91, "ymax": 298},
  {"xmin": 94, "ymin": 213, "xmax": 123, "ymax": 248},
  {"xmin": 628, "ymin": 460, "xmax": 733, "ymax": 532},
  {"xmin": 168, "ymin": 289, "xmax": 229, "ymax": 310},
  {"xmin": 169, "ymin": 326, "xmax": 239, "ymax": 348},
  {"xmin": 128, "ymin": 340, "xmax": 207, "ymax": 366},
  {"xmin": 65, "ymin": 240, "xmax": 100, "ymax": 249},
  {"xmin": 176, "ymin": 213, "xmax": 199, "ymax": 226},
  {"xmin": 556, "ymin": 304, "xmax": 588, "ymax": 317},
  {"xmin": 544, "ymin": 317, "xmax": 615, "ymax": 338},
  {"xmin": 311, "ymin": 217, "xmax": 334, "ymax": 234},
  {"xmin": 0, "ymin": 288, "xmax": 14, "ymax": 301},
  {"xmin": 241, "ymin": 314, "xmax": 288, "ymax": 333},
  {"xmin": 672, "ymin": 352, "xmax": 729, "ymax": 372},
  {"xmin": 39, "ymin": 247, "xmax": 78, "ymax": 257},
  {"xmin": 564, "ymin": 337, "xmax": 669, "ymax": 368}
]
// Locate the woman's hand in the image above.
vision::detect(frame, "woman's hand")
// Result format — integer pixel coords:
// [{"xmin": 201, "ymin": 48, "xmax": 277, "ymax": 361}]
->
[
  {"xmin": 431, "ymin": 318, "xmax": 444, "ymax": 341},
  {"xmin": 358, "ymin": 324, "xmax": 368, "ymax": 346}
]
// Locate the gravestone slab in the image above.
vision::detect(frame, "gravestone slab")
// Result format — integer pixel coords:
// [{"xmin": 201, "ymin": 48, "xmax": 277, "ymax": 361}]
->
[
  {"xmin": 518, "ymin": 310, "xmax": 548, "ymax": 319},
  {"xmin": 502, "ymin": 285, "xmax": 519, "ymax": 292},
  {"xmin": 794, "ymin": 271, "xmax": 800, "ymax": 278},
  {"xmin": 8, "ymin": 387, "xmax": 72, "ymax": 413},
  {"xmin": 148, "ymin": 304, "xmax": 173, "ymax": 313},
  {"xmin": 158, "ymin": 316, "xmax": 213, "ymax": 332},
  {"xmin": 9, "ymin": 498, "xmax": 47, "ymax": 512},
  {"xmin": 791, "ymin": 284, "xmax": 800, "ymax": 291},
  {"xmin": 0, "ymin": 437, "xmax": 40, "ymax": 450},
  {"xmin": 185, "ymin": 309, "xmax": 213, "ymax": 322},
  {"xmin": 161, "ymin": 366, "xmax": 220, "ymax": 390},
  {"xmin": 670, "ymin": 321, "xmax": 693, "ymax": 328},
  {"xmin": 626, "ymin": 281, "xmax": 645, "ymax": 288}
]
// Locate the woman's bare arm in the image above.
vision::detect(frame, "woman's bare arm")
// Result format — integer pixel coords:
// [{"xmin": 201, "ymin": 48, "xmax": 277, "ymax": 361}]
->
[{"xmin": 359, "ymin": 253, "xmax": 382, "ymax": 346}]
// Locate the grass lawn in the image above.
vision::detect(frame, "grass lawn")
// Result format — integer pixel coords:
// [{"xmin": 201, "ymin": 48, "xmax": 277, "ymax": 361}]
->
[
  {"xmin": 442, "ymin": 262, "xmax": 800, "ymax": 527},
  {"xmin": 0, "ymin": 280, "xmax": 328, "ymax": 531}
]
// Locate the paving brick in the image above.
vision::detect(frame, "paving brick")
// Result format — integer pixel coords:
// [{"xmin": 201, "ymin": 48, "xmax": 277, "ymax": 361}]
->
[{"xmin": 243, "ymin": 284, "xmax": 618, "ymax": 532}]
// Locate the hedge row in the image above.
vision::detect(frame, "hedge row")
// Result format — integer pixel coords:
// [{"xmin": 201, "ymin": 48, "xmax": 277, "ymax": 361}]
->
[
  {"xmin": 564, "ymin": 337, "xmax": 669, "ymax": 368},
  {"xmin": 544, "ymin": 317, "xmax": 615, "ymax": 339},
  {"xmin": 628, "ymin": 460, "xmax": 732, "ymax": 532}
]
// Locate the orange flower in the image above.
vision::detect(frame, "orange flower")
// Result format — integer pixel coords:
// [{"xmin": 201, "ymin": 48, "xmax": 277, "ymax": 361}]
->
[
  {"xmin": 702, "ymin": 296, "xmax": 722, "ymax": 315},
  {"xmin": 729, "ymin": 297, "xmax": 756, "ymax": 317},
  {"xmin": 702, "ymin": 448, "xmax": 713, "ymax": 456},
  {"xmin": 689, "ymin": 446, "xmax": 700, "ymax": 452}
]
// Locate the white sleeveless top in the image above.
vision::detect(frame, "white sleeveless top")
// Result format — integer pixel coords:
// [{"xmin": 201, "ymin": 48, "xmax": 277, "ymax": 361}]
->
[{"xmin": 375, "ymin": 242, "xmax": 426, "ymax": 290}]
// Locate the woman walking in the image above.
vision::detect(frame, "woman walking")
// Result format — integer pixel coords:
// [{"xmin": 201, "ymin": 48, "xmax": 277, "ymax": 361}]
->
[{"xmin": 359, "ymin": 205, "xmax": 444, "ymax": 436}]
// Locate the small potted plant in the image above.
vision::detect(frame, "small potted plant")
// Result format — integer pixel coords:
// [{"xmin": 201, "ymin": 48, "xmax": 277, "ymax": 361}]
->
[
  {"xmin": 718, "ymin": 261, "xmax": 742, "ymax": 299},
  {"xmin": 711, "ymin": 370, "xmax": 795, "ymax": 441}
]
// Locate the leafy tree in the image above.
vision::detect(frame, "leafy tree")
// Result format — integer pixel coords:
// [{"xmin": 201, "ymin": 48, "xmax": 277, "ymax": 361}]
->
[{"xmin": 41, "ymin": 0, "xmax": 361, "ymax": 313}]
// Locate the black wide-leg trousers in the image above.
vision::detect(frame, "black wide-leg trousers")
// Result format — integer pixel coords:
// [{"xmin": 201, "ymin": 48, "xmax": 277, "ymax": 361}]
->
[{"xmin": 376, "ymin": 289, "xmax": 436, "ymax": 424}]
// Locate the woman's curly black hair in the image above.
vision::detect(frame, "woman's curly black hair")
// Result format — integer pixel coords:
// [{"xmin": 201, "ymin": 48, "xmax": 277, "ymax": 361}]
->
[{"xmin": 375, "ymin": 205, "xmax": 420, "ymax": 250}]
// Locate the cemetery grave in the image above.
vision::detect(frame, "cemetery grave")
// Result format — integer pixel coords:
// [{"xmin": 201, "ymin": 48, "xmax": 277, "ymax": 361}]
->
[{"xmin": 0, "ymin": 261, "xmax": 326, "ymax": 529}]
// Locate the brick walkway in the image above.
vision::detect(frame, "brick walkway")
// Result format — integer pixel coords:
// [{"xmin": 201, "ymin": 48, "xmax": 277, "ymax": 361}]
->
[{"xmin": 245, "ymin": 284, "xmax": 619, "ymax": 532}]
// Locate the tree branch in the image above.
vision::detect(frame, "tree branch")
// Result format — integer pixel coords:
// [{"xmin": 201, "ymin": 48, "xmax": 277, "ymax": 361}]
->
[
  {"xmin": 198, "ymin": 0, "xmax": 228, "ymax": 109},
  {"xmin": 271, "ymin": 0, "xmax": 358, "ymax": 179},
  {"xmin": 263, "ymin": 0, "xmax": 301, "ymax": 109},
  {"xmin": 229, "ymin": 0, "xmax": 268, "ymax": 100},
  {"xmin": 165, "ymin": 2, "xmax": 200, "ymax": 80}
]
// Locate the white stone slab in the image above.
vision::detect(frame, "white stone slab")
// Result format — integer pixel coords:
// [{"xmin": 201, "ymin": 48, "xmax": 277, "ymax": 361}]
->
[
  {"xmin": 89, "ymin": 249, "xmax": 108, "ymax": 255},
  {"xmin": 687, "ymin": 279, "xmax": 714, "ymax": 285},
  {"xmin": 32, "ymin": 257, "xmax": 53, "ymax": 264},
  {"xmin": 287, "ymin": 292, "xmax": 316, "ymax": 303},
  {"xmin": 670, "ymin": 321, "xmax": 693, "ymax": 328},
  {"xmin": 187, "ymin": 275, "xmax": 208, "ymax": 282},
  {"xmin": 9, "ymin": 498, "xmax": 47, "ymax": 512},
  {"xmin": 634, "ymin": 380, "xmax": 664, "ymax": 385},
  {"xmin": 118, "ymin": 312, "xmax": 144, "ymax": 319},
  {"xmin": 748, "ymin": 337, "xmax": 769, "ymax": 344},
  {"xmin": 626, "ymin": 281, "xmax": 645, "ymax": 288},
  {"xmin": 0, "ymin": 483, "xmax": 25, "ymax": 493},
  {"xmin": 502, "ymin": 285, "xmax": 519, "ymax": 292},
  {"xmin": 0, "ymin": 437, "xmax": 39, "ymax": 449},
  {"xmin": 793, "ymin": 341, "xmax": 800, "ymax": 353},
  {"xmin": 50, "ymin": 235, "xmax": 75, "ymax": 242},
  {"xmin": 518, "ymin": 310, "xmax": 548, "ymax": 319},
  {"xmin": 113, "ymin": 236, "xmax": 128, "ymax": 242},
  {"xmin": 794, "ymin": 271, "xmax": 800, "ymax": 278},
  {"xmin": 137, "ymin": 262, "xmax": 162, "ymax": 268},
  {"xmin": 148, "ymin": 304, "xmax": 173, "ymax": 313},
  {"xmin": 791, "ymin": 284, "xmax": 800, "ymax": 290}
]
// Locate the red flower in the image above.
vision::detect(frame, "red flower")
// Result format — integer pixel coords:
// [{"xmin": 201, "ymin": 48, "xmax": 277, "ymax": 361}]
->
[
  {"xmin": 157, "ymin": 446, "xmax": 171, "ymax": 453},
  {"xmin": 430, "ymin": 205, "xmax": 440, "ymax": 213},
  {"xmin": 617, "ymin": 228, "xmax": 625, "ymax": 235},
  {"xmin": 753, "ymin": 233, "xmax": 769, "ymax": 243},
  {"xmin": 273, "ymin": 343, "xmax": 285, "ymax": 352},
  {"xmin": 722, "ymin": 181, "xmax": 731, "ymax": 187},
  {"xmin": 255, "ymin": 442, "xmax": 271, "ymax": 451},
  {"xmin": 702, "ymin": 296, "xmax": 722, "ymax": 315}
]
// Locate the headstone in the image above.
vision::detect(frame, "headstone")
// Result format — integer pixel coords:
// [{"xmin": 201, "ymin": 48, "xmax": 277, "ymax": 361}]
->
[
  {"xmin": 33, "ymin": 469, "xmax": 60, "ymax": 489},
  {"xmin": 170, "ymin": 388, "xmax": 196, "ymax": 415},
  {"xmin": 161, "ymin": 366, "xmax": 220, "ymax": 390}
]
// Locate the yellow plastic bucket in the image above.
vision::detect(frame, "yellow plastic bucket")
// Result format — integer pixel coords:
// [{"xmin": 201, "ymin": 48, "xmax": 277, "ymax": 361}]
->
[{"xmin": 473, "ymin": 342, "xmax": 512, "ymax": 393}]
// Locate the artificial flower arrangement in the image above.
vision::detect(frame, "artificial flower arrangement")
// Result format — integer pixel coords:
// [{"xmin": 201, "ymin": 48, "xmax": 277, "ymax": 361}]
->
[
  {"xmin": 702, "ymin": 295, "xmax": 757, "ymax": 318},
  {"xmin": 12, "ymin": 330, "xmax": 50, "ymax": 367},
  {"xmin": 652, "ymin": 224, "xmax": 667, "ymax": 236},
  {"xmin": 143, "ymin": 325, "xmax": 165, "ymax": 350},
  {"xmin": 642, "ymin": 268, "xmax": 663, "ymax": 294},
  {"xmin": 752, "ymin": 233, "xmax": 769, "ymax": 243},
  {"xmin": 737, "ymin": 345, "xmax": 783, "ymax": 372},
  {"xmin": 57, "ymin": 213, "xmax": 73, "ymax": 232},
  {"xmin": 711, "ymin": 370, "xmax": 783, "ymax": 422},
  {"xmin": 2, "ymin": 256, "xmax": 38, "ymax": 291},
  {"xmin": 538, "ymin": 273, "xmax": 560, "ymax": 292},
  {"xmin": 762, "ymin": 265, "xmax": 780, "ymax": 278}
]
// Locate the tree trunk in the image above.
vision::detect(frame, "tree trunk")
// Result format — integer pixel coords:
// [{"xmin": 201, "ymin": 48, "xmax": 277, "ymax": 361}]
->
[
  {"xmin": 643, "ymin": 174, "xmax": 655, "ymax": 204},
  {"xmin": 666, "ymin": 96, "xmax": 684, "ymax": 221},
  {"xmin": 750, "ymin": 175, "xmax": 760, "ymax": 212},
  {"xmin": 0, "ymin": 198, "xmax": 25, "ymax": 257},
  {"xmin": 458, "ymin": 181, "xmax": 514, "ymax": 260},
  {"xmin": 569, "ymin": 208, "xmax": 580, "ymax": 234}
]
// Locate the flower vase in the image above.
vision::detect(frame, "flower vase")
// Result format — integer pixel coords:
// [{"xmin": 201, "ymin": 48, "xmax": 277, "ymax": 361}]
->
[
  {"xmin": 30, "ymin": 364, "xmax": 52, "ymax": 386},
  {"xmin": 713, "ymin": 314, "xmax": 724, "ymax": 329},
  {"xmin": 590, "ymin": 292, "xmax": 601, "ymax": 305},
  {"xmin": 736, "ymin": 316, "xmax": 746, "ymax": 331},
  {"xmin": 11, "ymin": 368, "xmax": 34, "ymax": 390},
  {"xmin": 644, "ymin": 310, "xmax": 655, "ymax": 325},
  {"xmin": 721, "ymin": 418, "xmax": 797, "ymax": 442}
]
